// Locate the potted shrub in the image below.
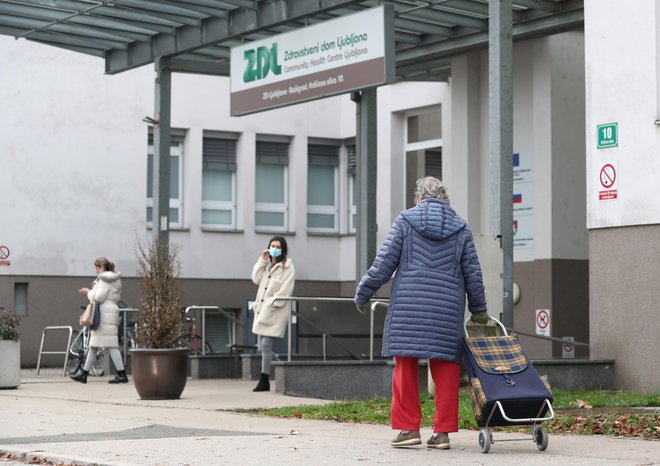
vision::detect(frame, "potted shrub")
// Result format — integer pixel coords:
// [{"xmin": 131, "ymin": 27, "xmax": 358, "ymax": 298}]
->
[
  {"xmin": 0, "ymin": 309, "xmax": 21, "ymax": 389},
  {"xmin": 130, "ymin": 239, "xmax": 189, "ymax": 400}
]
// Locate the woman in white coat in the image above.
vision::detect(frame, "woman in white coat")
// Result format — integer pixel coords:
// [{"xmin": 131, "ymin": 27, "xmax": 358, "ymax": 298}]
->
[
  {"xmin": 250, "ymin": 236, "xmax": 295, "ymax": 392},
  {"xmin": 71, "ymin": 257, "xmax": 128, "ymax": 384}
]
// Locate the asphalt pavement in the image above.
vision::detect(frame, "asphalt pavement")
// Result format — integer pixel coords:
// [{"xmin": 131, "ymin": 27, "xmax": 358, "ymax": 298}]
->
[{"xmin": 0, "ymin": 369, "xmax": 658, "ymax": 466}]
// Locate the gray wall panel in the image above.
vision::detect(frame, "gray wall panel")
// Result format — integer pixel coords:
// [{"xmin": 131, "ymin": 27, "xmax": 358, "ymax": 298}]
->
[{"xmin": 589, "ymin": 226, "xmax": 660, "ymax": 392}]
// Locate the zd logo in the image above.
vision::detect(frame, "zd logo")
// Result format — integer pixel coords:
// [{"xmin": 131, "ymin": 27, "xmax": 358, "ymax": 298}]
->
[{"xmin": 243, "ymin": 43, "xmax": 282, "ymax": 83}]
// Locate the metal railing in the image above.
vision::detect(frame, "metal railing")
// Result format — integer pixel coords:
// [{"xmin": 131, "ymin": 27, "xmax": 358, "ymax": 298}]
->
[
  {"xmin": 184, "ymin": 305, "xmax": 244, "ymax": 356},
  {"xmin": 118, "ymin": 306, "xmax": 244, "ymax": 360},
  {"xmin": 370, "ymin": 301, "xmax": 390, "ymax": 360},
  {"xmin": 118, "ymin": 308, "xmax": 137, "ymax": 364},
  {"xmin": 270, "ymin": 297, "xmax": 589, "ymax": 362},
  {"xmin": 36, "ymin": 325, "xmax": 74, "ymax": 375},
  {"xmin": 507, "ymin": 328, "xmax": 589, "ymax": 348},
  {"xmin": 271, "ymin": 297, "xmax": 389, "ymax": 362}
]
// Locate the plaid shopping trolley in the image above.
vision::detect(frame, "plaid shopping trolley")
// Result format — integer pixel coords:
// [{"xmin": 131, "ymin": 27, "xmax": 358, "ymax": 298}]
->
[{"xmin": 462, "ymin": 316, "xmax": 554, "ymax": 453}]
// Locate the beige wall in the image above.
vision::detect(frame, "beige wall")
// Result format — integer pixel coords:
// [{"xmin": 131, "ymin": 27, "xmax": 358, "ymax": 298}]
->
[{"xmin": 589, "ymin": 226, "xmax": 660, "ymax": 392}]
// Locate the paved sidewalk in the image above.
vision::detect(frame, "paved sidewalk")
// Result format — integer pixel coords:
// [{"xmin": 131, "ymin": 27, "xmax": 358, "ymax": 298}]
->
[{"xmin": 0, "ymin": 369, "xmax": 658, "ymax": 466}]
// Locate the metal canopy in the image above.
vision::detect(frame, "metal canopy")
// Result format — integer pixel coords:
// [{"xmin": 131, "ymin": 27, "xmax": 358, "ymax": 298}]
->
[{"xmin": 0, "ymin": 0, "xmax": 583, "ymax": 80}]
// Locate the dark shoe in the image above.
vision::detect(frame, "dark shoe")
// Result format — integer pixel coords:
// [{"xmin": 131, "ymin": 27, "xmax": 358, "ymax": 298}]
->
[
  {"xmin": 70, "ymin": 369, "xmax": 88, "ymax": 384},
  {"xmin": 427, "ymin": 432, "xmax": 450, "ymax": 449},
  {"xmin": 391, "ymin": 430, "xmax": 421, "ymax": 447},
  {"xmin": 252, "ymin": 372, "xmax": 270, "ymax": 392},
  {"xmin": 108, "ymin": 370, "xmax": 128, "ymax": 384}
]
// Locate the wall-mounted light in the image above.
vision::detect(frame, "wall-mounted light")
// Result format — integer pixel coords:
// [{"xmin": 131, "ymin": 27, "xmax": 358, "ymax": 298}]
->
[{"xmin": 513, "ymin": 282, "xmax": 521, "ymax": 305}]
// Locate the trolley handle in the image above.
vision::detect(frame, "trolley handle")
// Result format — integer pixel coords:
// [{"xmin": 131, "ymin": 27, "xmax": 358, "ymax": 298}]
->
[{"xmin": 464, "ymin": 315, "xmax": 508, "ymax": 337}]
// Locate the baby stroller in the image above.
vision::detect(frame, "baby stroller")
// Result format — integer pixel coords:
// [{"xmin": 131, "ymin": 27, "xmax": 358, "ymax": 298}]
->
[{"xmin": 463, "ymin": 316, "xmax": 555, "ymax": 453}]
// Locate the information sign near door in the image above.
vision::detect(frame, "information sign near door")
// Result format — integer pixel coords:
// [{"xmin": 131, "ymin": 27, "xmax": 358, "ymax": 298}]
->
[{"xmin": 597, "ymin": 122, "xmax": 618, "ymax": 149}]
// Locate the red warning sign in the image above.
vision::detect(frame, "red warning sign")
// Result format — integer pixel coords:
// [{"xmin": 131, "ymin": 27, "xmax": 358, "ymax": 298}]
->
[
  {"xmin": 535, "ymin": 309, "xmax": 550, "ymax": 336},
  {"xmin": 599, "ymin": 164, "xmax": 616, "ymax": 188},
  {"xmin": 0, "ymin": 245, "xmax": 10, "ymax": 267},
  {"xmin": 598, "ymin": 162, "xmax": 618, "ymax": 201}
]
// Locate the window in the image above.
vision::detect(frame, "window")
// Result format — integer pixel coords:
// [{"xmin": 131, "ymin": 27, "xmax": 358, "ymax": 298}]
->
[
  {"xmin": 202, "ymin": 134, "xmax": 237, "ymax": 229},
  {"xmin": 14, "ymin": 283, "xmax": 27, "ymax": 316},
  {"xmin": 307, "ymin": 142, "xmax": 339, "ymax": 232},
  {"xmin": 347, "ymin": 143, "xmax": 357, "ymax": 233},
  {"xmin": 147, "ymin": 130, "xmax": 185, "ymax": 228},
  {"xmin": 405, "ymin": 110, "xmax": 442, "ymax": 208},
  {"xmin": 255, "ymin": 140, "xmax": 289, "ymax": 230}
]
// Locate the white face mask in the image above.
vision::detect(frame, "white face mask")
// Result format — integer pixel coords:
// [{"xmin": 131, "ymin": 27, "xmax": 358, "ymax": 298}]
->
[{"xmin": 268, "ymin": 247, "xmax": 282, "ymax": 258}]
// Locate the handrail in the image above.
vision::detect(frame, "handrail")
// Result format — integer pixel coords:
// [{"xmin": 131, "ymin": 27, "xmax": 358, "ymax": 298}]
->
[
  {"xmin": 504, "ymin": 328, "xmax": 589, "ymax": 347},
  {"xmin": 270, "ymin": 297, "xmax": 389, "ymax": 362},
  {"xmin": 253, "ymin": 297, "xmax": 588, "ymax": 362},
  {"xmin": 118, "ymin": 308, "xmax": 137, "ymax": 364},
  {"xmin": 370, "ymin": 301, "xmax": 389, "ymax": 360},
  {"xmin": 294, "ymin": 309, "xmax": 364, "ymax": 361},
  {"xmin": 120, "ymin": 306, "xmax": 243, "ymax": 359},
  {"xmin": 184, "ymin": 305, "xmax": 243, "ymax": 356},
  {"xmin": 36, "ymin": 326, "xmax": 74, "ymax": 376}
]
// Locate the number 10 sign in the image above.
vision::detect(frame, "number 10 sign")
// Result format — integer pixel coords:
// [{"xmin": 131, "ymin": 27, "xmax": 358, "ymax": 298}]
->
[{"xmin": 597, "ymin": 123, "xmax": 617, "ymax": 149}]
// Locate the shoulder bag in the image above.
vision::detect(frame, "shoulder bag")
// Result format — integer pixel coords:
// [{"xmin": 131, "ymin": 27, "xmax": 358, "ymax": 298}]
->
[{"xmin": 79, "ymin": 300, "xmax": 99, "ymax": 328}]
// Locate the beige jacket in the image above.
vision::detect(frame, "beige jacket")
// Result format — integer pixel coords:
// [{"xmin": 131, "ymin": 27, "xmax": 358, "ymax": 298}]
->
[
  {"xmin": 86, "ymin": 271, "xmax": 122, "ymax": 348},
  {"xmin": 251, "ymin": 257, "xmax": 295, "ymax": 338}
]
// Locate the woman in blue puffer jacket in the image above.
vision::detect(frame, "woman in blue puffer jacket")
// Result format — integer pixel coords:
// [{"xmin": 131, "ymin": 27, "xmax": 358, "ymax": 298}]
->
[{"xmin": 355, "ymin": 176, "xmax": 490, "ymax": 450}]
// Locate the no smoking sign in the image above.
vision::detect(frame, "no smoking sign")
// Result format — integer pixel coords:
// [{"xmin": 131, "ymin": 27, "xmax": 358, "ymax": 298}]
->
[
  {"xmin": 598, "ymin": 162, "xmax": 618, "ymax": 201},
  {"xmin": 535, "ymin": 308, "xmax": 551, "ymax": 336},
  {"xmin": 0, "ymin": 245, "xmax": 10, "ymax": 267}
]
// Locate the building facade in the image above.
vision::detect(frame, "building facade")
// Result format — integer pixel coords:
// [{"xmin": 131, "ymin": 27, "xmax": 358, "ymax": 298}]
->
[{"xmin": 1, "ymin": 24, "xmax": 609, "ymax": 386}]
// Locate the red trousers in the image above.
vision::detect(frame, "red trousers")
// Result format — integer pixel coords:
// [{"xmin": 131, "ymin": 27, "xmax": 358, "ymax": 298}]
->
[{"xmin": 391, "ymin": 356, "xmax": 460, "ymax": 433}]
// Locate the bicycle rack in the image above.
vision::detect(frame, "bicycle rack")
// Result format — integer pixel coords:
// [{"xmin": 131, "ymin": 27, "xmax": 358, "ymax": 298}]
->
[{"xmin": 36, "ymin": 326, "xmax": 74, "ymax": 376}]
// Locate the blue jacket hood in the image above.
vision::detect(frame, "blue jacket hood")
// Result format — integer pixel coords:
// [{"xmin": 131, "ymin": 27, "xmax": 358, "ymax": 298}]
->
[{"xmin": 400, "ymin": 198, "xmax": 466, "ymax": 240}]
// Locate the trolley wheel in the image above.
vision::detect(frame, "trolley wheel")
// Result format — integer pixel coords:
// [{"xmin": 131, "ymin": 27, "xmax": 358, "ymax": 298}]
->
[
  {"xmin": 478, "ymin": 428, "xmax": 491, "ymax": 454},
  {"xmin": 534, "ymin": 426, "xmax": 549, "ymax": 451}
]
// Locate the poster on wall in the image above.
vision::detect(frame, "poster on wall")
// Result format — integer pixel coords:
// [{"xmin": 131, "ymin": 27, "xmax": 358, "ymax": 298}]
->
[{"xmin": 513, "ymin": 151, "xmax": 534, "ymax": 249}]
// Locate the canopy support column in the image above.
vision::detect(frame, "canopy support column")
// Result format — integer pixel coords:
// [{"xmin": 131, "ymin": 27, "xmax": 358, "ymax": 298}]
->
[
  {"xmin": 153, "ymin": 58, "xmax": 171, "ymax": 248},
  {"xmin": 488, "ymin": 0, "xmax": 514, "ymax": 327},
  {"xmin": 353, "ymin": 88, "xmax": 378, "ymax": 281}
]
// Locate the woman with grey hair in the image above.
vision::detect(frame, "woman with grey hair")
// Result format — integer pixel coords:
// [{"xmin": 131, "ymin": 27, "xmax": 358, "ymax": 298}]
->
[
  {"xmin": 414, "ymin": 176, "xmax": 449, "ymax": 202},
  {"xmin": 355, "ymin": 176, "xmax": 490, "ymax": 450}
]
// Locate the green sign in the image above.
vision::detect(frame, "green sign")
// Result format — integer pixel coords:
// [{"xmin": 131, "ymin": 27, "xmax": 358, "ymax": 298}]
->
[{"xmin": 597, "ymin": 123, "xmax": 618, "ymax": 149}]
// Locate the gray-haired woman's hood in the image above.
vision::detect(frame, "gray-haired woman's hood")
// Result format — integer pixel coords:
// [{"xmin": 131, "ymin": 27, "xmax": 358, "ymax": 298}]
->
[{"xmin": 400, "ymin": 198, "xmax": 466, "ymax": 240}]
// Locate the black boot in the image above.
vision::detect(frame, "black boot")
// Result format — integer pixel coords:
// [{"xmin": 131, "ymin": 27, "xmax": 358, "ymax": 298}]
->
[
  {"xmin": 252, "ymin": 372, "xmax": 270, "ymax": 392},
  {"xmin": 108, "ymin": 370, "xmax": 128, "ymax": 384},
  {"xmin": 71, "ymin": 369, "xmax": 88, "ymax": 384}
]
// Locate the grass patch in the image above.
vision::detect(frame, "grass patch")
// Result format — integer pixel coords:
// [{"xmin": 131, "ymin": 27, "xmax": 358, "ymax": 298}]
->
[{"xmin": 239, "ymin": 388, "xmax": 659, "ymax": 439}]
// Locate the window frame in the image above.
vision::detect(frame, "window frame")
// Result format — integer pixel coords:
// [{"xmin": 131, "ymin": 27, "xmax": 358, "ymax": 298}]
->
[
  {"xmin": 201, "ymin": 135, "xmax": 238, "ymax": 230},
  {"xmin": 147, "ymin": 137, "xmax": 184, "ymax": 229},
  {"xmin": 307, "ymin": 142, "xmax": 340, "ymax": 233},
  {"xmin": 346, "ymin": 141, "xmax": 357, "ymax": 234},
  {"xmin": 255, "ymin": 139, "xmax": 290, "ymax": 232}
]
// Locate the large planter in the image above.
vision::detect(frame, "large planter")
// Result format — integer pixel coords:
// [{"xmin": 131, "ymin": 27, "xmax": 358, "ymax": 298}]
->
[
  {"xmin": 130, "ymin": 348, "xmax": 189, "ymax": 400},
  {"xmin": 0, "ymin": 340, "xmax": 21, "ymax": 389}
]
